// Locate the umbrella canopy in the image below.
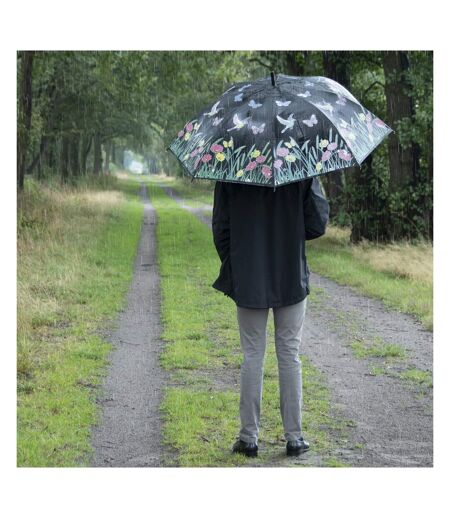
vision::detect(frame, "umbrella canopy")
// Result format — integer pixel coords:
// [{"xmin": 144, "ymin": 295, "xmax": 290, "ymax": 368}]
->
[{"xmin": 167, "ymin": 72, "xmax": 393, "ymax": 190}]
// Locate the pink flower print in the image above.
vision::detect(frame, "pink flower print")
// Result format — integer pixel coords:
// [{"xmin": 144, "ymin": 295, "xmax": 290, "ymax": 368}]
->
[
  {"xmin": 202, "ymin": 154, "xmax": 212, "ymax": 163},
  {"xmin": 255, "ymin": 155, "xmax": 266, "ymax": 163},
  {"xmin": 185, "ymin": 122, "xmax": 194, "ymax": 132},
  {"xmin": 327, "ymin": 142, "xmax": 338, "ymax": 151},
  {"xmin": 277, "ymin": 147, "xmax": 289, "ymax": 157},
  {"xmin": 210, "ymin": 143, "xmax": 224, "ymax": 153},
  {"xmin": 338, "ymin": 149, "xmax": 352, "ymax": 161},
  {"xmin": 365, "ymin": 113, "xmax": 372, "ymax": 123},
  {"xmin": 261, "ymin": 165, "xmax": 272, "ymax": 178},
  {"xmin": 190, "ymin": 148, "xmax": 199, "ymax": 157},
  {"xmin": 178, "ymin": 130, "xmax": 185, "ymax": 138},
  {"xmin": 274, "ymin": 159, "xmax": 283, "ymax": 170},
  {"xmin": 322, "ymin": 150, "xmax": 332, "ymax": 162},
  {"xmin": 245, "ymin": 161, "xmax": 257, "ymax": 171},
  {"xmin": 374, "ymin": 118, "xmax": 387, "ymax": 128}
]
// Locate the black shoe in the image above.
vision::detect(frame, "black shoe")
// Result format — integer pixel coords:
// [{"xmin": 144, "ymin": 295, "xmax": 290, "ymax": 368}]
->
[
  {"xmin": 286, "ymin": 437, "xmax": 310, "ymax": 457},
  {"xmin": 232, "ymin": 439, "xmax": 258, "ymax": 458}
]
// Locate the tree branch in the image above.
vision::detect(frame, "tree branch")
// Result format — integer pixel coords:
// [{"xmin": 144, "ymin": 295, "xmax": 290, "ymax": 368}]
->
[
  {"xmin": 363, "ymin": 80, "xmax": 385, "ymax": 100},
  {"xmin": 249, "ymin": 57, "xmax": 272, "ymax": 70}
]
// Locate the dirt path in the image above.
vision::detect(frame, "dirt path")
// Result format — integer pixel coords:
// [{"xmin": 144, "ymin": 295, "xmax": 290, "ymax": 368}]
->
[
  {"xmin": 90, "ymin": 185, "xmax": 172, "ymax": 467},
  {"xmin": 159, "ymin": 183, "xmax": 433, "ymax": 467}
]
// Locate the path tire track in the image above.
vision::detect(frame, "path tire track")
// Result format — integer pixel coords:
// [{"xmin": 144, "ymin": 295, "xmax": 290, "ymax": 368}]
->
[
  {"xmin": 90, "ymin": 185, "xmax": 175, "ymax": 467},
  {"xmin": 159, "ymin": 182, "xmax": 433, "ymax": 467}
]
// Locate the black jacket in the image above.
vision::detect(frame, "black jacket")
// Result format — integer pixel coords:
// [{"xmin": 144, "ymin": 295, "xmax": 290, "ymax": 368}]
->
[{"xmin": 211, "ymin": 177, "xmax": 330, "ymax": 308}]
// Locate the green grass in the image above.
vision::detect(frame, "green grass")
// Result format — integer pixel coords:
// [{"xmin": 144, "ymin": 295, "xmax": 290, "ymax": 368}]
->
[
  {"xmin": 17, "ymin": 177, "xmax": 143, "ymax": 466},
  {"xmin": 350, "ymin": 337, "xmax": 406, "ymax": 359},
  {"xmin": 305, "ymin": 231, "xmax": 432, "ymax": 330},
  {"xmin": 150, "ymin": 173, "xmax": 215, "ymax": 207},
  {"xmin": 147, "ymin": 178, "xmax": 351, "ymax": 467},
  {"xmin": 399, "ymin": 368, "xmax": 433, "ymax": 388},
  {"xmin": 150, "ymin": 173, "xmax": 432, "ymax": 330}
]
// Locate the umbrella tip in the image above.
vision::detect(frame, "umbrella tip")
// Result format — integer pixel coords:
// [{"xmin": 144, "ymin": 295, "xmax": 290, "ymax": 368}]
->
[{"xmin": 271, "ymin": 71, "xmax": 276, "ymax": 87}]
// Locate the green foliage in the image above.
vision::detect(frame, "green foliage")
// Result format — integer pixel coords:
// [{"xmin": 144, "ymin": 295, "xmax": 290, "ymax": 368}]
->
[{"xmin": 19, "ymin": 50, "xmax": 433, "ymax": 242}]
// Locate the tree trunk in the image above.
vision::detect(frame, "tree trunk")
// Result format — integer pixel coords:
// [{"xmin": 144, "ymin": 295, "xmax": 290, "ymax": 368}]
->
[
  {"xmin": 284, "ymin": 51, "xmax": 306, "ymax": 76},
  {"xmin": 69, "ymin": 133, "xmax": 80, "ymax": 177},
  {"xmin": 383, "ymin": 51, "xmax": 414, "ymax": 191},
  {"xmin": 111, "ymin": 141, "xmax": 116, "ymax": 164},
  {"xmin": 80, "ymin": 133, "xmax": 92, "ymax": 175},
  {"xmin": 60, "ymin": 135, "xmax": 70, "ymax": 183},
  {"xmin": 27, "ymin": 134, "xmax": 47, "ymax": 178},
  {"xmin": 104, "ymin": 140, "xmax": 111, "ymax": 174},
  {"xmin": 17, "ymin": 51, "xmax": 35, "ymax": 190},
  {"xmin": 93, "ymin": 132, "xmax": 102, "ymax": 175},
  {"xmin": 45, "ymin": 136, "xmax": 55, "ymax": 171},
  {"xmin": 428, "ymin": 145, "xmax": 433, "ymax": 241},
  {"xmin": 322, "ymin": 51, "xmax": 350, "ymax": 220}
]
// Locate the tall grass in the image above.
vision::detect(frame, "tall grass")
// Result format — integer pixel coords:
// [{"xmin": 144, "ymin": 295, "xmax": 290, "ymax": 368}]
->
[
  {"xmin": 307, "ymin": 225, "xmax": 433, "ymax": 329},
  {"xmin": 17, "ymin": 176, "xmax": 143, "ymax": 466}
]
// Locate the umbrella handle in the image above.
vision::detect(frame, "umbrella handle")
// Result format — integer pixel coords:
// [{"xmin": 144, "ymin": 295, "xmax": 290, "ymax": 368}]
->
[{"xmin": 271, "ymin": 71, "xmax": 276, "ymax": 87}]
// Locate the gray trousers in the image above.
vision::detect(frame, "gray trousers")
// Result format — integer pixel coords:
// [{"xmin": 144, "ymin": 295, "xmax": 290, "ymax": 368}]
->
[{"xmin": 236, "ymin": 297, "xmax": 308, "ymax": 444}]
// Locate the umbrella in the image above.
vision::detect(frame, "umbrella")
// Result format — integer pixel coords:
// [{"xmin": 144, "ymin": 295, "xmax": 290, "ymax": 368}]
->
[{"xmin": 167, "ymin": 72, "xmax": 393, "ymax": 191}]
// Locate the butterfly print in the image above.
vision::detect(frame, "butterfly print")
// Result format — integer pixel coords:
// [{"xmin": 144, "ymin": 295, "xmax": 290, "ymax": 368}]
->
[
  {"xmin": 234, "ymin": 93, "xmax": 244, "ymax": 102},
  {"xmin": 297, "ymin": 91, "xmax": 311, "ymax": 98},
  {"xmin": 275, "ymin": 100, "xmax": 291, "ymax": 107},
  {"xmin": 302, "ymin": 114, "xmax": 318, "ymax": 127},
  {"xmin": 251, "ymin": 123, "xmax": 266, "ymax": 135}
]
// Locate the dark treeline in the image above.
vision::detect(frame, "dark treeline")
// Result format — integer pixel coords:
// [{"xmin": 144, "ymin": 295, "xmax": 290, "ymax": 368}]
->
[{"xmin": 17, "ymin": 50, "xmax": 433, "ymax": 242}]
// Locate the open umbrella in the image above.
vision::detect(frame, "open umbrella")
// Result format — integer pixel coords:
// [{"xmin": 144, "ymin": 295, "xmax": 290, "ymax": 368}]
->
[{"xmin": 167, "ymin": 72, "xmax": 392, "ymax": 191}]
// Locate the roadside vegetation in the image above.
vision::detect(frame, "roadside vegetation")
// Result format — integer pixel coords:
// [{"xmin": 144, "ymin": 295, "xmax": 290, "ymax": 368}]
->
[{"xmin": 17, "ymin": 176, "xmax": 143, "ymax": 466}]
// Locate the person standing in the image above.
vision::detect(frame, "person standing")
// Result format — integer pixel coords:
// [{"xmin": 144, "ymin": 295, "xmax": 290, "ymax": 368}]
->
[{"xmin": 211, "ymin": 177, "xmax": 330, "ymax": 458}]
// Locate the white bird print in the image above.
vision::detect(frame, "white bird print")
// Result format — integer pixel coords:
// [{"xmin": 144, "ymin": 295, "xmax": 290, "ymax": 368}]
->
[
  {"xmin": 297, "ymin": 91, "xmax": 311, "ymax": 98},
  {"xmin": 248, "ymin": 99, "xmax": 262, "ymax": 108},
  {"xmin": 276, "ymin": 100, "xmax": 291, "ymax": 107},
  {"xmin": 315, "ymin": 101, "xmax": 334, "ymax": 113},
  {"xmin": 204, "ymin": 101, "xmax": 222, "ymax": 117},
  {"xmin": 276, "ymin": 113, "xmax": 296, "ymax": 133},
  {"xmin": 227, "ymin": 113, "xmax": 250, "ymax": 131},
  {"xmin": 212, "ymin": 116, "xmax": 223, "ymax": 126},
  {"xmin": 234, "ymin": 93, "xmax": 244, "ymax": 102},
  {"xmin": 238, "ymin": 83, "xmax": 252, "ymax": 92}
]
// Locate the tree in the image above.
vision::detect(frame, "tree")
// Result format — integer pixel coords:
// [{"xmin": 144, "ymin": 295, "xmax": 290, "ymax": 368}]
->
[{"xmin": 17, "ymin": 51, "xmax": 35, "ymax": 190}]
